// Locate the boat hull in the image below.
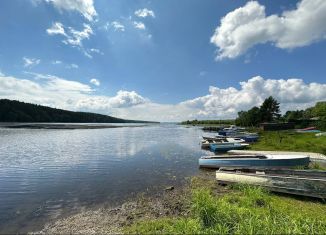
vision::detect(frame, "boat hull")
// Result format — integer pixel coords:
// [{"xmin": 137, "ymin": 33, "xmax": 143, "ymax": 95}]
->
[
  {"xmin": 199, "ymin": 155, "xmax": 310, "ymax": 169},
  {"xmin": 209, "ymin": 143, "xmax": 248, "ymax": 152}
]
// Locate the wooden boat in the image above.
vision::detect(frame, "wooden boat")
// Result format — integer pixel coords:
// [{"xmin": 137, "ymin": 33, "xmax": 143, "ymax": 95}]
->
[
  {"xmin": 209, "ymin": 143, "xmax": 249, "ymax": 152},
  {"xmin": 199, "ymin": 154, "xmax": 310, "ymax": 169},
  {"xmin": 215, "ymin": 168, "xmax": 326, "ymax": 199}
]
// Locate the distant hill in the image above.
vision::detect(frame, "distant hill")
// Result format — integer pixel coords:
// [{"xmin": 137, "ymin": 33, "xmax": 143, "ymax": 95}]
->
[{"xmin": 0, "ymin": 99, "xmax": 153, "ymax": 123}]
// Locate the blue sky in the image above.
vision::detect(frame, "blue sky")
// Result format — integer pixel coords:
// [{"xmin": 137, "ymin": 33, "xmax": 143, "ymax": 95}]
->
[{"xmin": 0, "ymin": 0, "xmax": 325, "ymax": 121}]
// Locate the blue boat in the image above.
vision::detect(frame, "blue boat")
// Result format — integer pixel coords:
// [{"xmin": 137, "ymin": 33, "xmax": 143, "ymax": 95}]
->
[
  {"xmin": 209, "ymin": 143, "xmax": 249, "ymax": 152},
  {"xmin": 234, "ymin": 134, "xmax": 259, "ymax": 142},
  {"xmin": 218, "ymin": 131, "xmax": 259, "ymax": 142},
  {"xmin": 199, "ymin": 154, "xmax": 310, "ymax": 169}
]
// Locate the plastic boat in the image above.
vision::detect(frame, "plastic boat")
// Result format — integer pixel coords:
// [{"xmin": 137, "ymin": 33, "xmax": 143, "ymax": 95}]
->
[
  {"xmin": 199, "ymin": 154, "xmax": 310, "ymax": 169},
  {"xmin": 209, "ymin": 143, "xmax": 249, "ymax": 152}
]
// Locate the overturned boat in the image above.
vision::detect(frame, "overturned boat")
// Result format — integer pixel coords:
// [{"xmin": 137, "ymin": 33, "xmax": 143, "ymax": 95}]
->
[
  {"xmin": 215, "ymin": 168, "xmax": 326, "ymax": 199},
  {"xmin": 209, "ymin": 143, "xmax": 249, "ymax": 152},
  {"xmin": 199, "ymin": 154, "xmax": 310, "ymax": 169}
]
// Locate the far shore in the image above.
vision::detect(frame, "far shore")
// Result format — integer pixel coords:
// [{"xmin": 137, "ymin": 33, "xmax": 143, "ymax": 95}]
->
[{"xmin": 0, "ymin": 123, "xmax": 149, "ymax": 130}]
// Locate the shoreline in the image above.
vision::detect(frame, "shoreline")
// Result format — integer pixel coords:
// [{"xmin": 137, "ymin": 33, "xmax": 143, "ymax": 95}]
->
[
  {"xmin": 32, "ymin": 173, "xmax": 217, "ymax": 234},
  {"xmin": 0, "ymin": 123, "xmax": 149, "ymax": 129}
]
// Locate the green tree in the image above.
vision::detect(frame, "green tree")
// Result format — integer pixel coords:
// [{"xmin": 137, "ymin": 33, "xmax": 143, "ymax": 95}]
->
[{"xmin": 259, "ymin": 96, "xmax": 280, "ymax": 122}]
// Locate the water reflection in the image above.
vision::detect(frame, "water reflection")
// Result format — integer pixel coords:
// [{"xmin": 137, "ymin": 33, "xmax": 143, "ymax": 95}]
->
[{"xmin": 0, "ymin": 124, "xmax": 208, "ymax": 233}]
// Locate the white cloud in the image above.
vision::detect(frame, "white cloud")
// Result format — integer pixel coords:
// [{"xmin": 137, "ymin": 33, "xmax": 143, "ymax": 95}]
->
[
  {"xmin": 89, "ymin": 48, "xmax": 104, "ymax": 55},
  {"xmin": 52, "ymin": 60, "xmax": 62, "ymax": 64},
  {"xmin": 64, "ymin": 24, "xmax": 93, "ymax": 47},
  {"xmin": 46, "ymin": 22, "xmax": 66, "ymax": 36},
  {"xmin": 69, "ymin": 63, "xmax": 79, "ymax": 69},
  {"xmin": 23, "ymin": 57, "xmax": 41, "ymax": 68},
  {"xmin": 90, "ymin": 78, "xmax": 100, "ymax": 86},
  {"xmin": 211, "ymin": 0, "xmax": 326, "ymax": 60},
  {"xmin": 0, "ymin": 73, "xmax": 148, "ymax": 113},
  {"xmin": 134, "ymin": 8, "xmax": 155, "ymax": 18},
  {"xmin": 133, "ymin": 21, "xmax": 146, "ymax": 30},
  {"xmin": 1, "ymin": 74, "xmax": 325, "ymax": 121},
  {"xmin": 181, "ymin": 76, "xmax": 326, "ymax": 119},
  {"xmin": 108, "ymin": 21, "xmax": 125, "ymax": 32},
  {"xmin": 0, "ymin": 70, "xmax": 4, "ymax": 76},
  {"xmin": 47, "ymin": 22, "xmax": 93, "ymax": 57},
  {"xmin": 44, "ymin": 0, "xmax": 97, "ymax": 21}
]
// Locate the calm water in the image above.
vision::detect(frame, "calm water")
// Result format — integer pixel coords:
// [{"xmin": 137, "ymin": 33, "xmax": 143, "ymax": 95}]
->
[{"xmin": 0, "ymin": 124, "xmax": 211, "ymax": 233}]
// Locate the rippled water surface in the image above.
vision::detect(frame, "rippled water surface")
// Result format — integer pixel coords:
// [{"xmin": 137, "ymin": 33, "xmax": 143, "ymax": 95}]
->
[{"xmin": 0, "ymin": 124, "xmax": 210, "ymax": 233}]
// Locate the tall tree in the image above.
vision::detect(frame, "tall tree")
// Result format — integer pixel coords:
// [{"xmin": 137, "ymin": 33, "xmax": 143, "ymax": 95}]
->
[{"xmin": 259, "ymin": 96, "xmax": 281, "ymax": 122}]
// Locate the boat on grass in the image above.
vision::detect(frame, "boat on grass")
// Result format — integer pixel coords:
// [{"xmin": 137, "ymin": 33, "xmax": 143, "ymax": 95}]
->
[
  {"xmin": 199, "ymin": 154, "xmax": 310, "ymax": 169},
  {"xmin": 215, "ymin": 168, "xmax": 325, "ymax": 199},
  {"xmin": 209, "ymin": 143, "xmax": 249, "ymax": 152}
]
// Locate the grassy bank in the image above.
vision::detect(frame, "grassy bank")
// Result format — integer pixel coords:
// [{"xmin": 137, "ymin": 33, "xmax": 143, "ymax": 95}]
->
[
  {"xmin": 125, "ymin": 178, "xmax": 326, "ymax": 234},
  {"xmin": 125, "ymin": 132, "xmax": 326, "ymax": 234},
  {"xmin": 249, "ymin": 131, "xmax": 326, "ymax": 155}
]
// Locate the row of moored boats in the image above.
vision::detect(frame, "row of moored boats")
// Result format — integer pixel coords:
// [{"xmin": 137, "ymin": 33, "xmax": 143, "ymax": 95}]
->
[
  {"xmin": 198, "ymin": 125, "xmax": 325, "ymax": 199},
  {"xmin": 199, "ymin": 125, "xmax": 310, "ymax": 169}
]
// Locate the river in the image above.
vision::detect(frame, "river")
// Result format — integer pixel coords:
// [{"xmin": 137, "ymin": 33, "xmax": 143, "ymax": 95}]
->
[{"xmin": 0, "ymin": 123, "xmax": 211, "ymax": 233}]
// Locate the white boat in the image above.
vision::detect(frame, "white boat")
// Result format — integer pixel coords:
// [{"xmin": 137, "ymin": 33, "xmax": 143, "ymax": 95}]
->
[
  {"xmin": 199, "ymin": 154, "xmax": 310, "ymax": 169},
  {"xmin": 201, "ymin": 137, "xmax": 245, "ymax": 148}
]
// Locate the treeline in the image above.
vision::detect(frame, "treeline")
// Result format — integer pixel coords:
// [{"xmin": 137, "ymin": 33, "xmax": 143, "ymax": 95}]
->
[
  {"xmin": 235, "ymin": 97, "xmax": 326, "ymax": 130},
  {"xmin": 181, "ymin": 119, "xmax": 235, "ymax": 125},
  {"xmin": 235, "ymin": 96, "xmax": 281, "ymax": 126},
  {"xmin": 0, "ymin": 99, "xmax": 152, "ymax": 123}
]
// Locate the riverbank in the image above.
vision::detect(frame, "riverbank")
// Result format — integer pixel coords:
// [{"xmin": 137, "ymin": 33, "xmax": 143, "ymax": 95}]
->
[
  {"xmin": 31, "ymin": 130, "xmax": 326, "ymax": 234},
  {"xmin": 33, "ymin": 173, "xmax": 326, "ymax": 234}
]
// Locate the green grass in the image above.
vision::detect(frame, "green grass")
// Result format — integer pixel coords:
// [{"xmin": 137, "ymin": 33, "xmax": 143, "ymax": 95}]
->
[
  {"xmin": 124, "ymin": 131, "xmax": 326, "ymax": 234},
  {"xmin": 125, "ymin": 184, "xmax": 326, "ymax": 234},
  {"xmin": 249, "ymin": 131, "xmax": 326, "ymax": 155}
]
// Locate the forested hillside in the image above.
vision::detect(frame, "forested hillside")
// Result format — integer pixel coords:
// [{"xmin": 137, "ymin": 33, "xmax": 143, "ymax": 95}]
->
[{"xmin": 0, "ymin": 99, "xmax": 147, "ymax": 123}]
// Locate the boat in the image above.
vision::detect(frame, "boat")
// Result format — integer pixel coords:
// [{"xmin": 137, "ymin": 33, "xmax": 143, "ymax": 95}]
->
[
  {"xmin": 316, "ymin": 132, "xmax": 326, "ymax": 137},
  {"xmin": 201, "ymin": 139, "xmax": 223, "ymax": 148},
  {"xmin": 215, "ymin": 168, "xmax": 325, "ymax": 199},
  {"xmin": 201, "ymin": 137, "xmax": 245, "ymax": 148},
  {"xmin": 199, "ymin": 154, "xmax": 310, "ymax": 169},
  {"xmin": 202, "ymin": 136, "xmax": 245, "ymax": 143},
  {"xmin": 217, "ymin": 131, "xmax": 259, "ymax": 142},
  {"xmin": 296, "ymin": 126, "xmax": 321, "ymax": 133},
  {"xmin": 234, "ymin": 134, "xmax": 259, "ymax": 142},
  {"xmin": 209, "ymin": 143, "xmax": 249, "ymax": 152}
]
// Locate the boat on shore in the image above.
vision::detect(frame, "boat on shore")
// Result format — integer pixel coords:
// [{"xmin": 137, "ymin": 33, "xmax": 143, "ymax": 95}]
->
[
  {"xmin": 199, "ymin": 154, "xmax": 310, "ymax": 169},
  {"xmin": 215, "ymin": 168, "xmax": 326, "ymax": 199},
  {"xmin": 209, "ymin": 143, "xmax": 249, "ymax": 152}
]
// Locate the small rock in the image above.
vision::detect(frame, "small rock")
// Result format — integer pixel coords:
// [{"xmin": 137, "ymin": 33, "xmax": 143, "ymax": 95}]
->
[{"xmin": 165, "ymin": 186, "xmax": 174, "ymax": 191}]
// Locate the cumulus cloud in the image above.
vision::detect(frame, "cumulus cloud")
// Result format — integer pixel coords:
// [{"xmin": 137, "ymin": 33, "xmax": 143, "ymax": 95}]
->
[
  {"xmin": 133, "ymin": 21, "xmax": 146, "ymax": 30},
  {"xmin": 211, "ymin": 0, "xmax": 326, "ymax": 59},
  {"xmin": 181, "ymin": 76, "xmax": 326, "ymax": 118},
  {"xmin": 0, "ymin": 73, "xmax": 325, "ymax": 121},
  {"xmin": 47, "ymin": 22, "xmax": 93, "ymax": 57},
  {"xmin": 89, "ymin": 78, "xmax": 100, "ymax": 86},
  {"xmin": 0, "ymin": 73, "xmax": 148, "ymax": 114},
  {"xmin": 44, "ymin": 0, "xmax": 97, "ymax": 21},
  {"xmin": 134, "ymin": 8, "xmax": 155, "ymax": 18},
  {"xmin": 23, "ymin": 57, "xmax": 41, "ymax": 67}
]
